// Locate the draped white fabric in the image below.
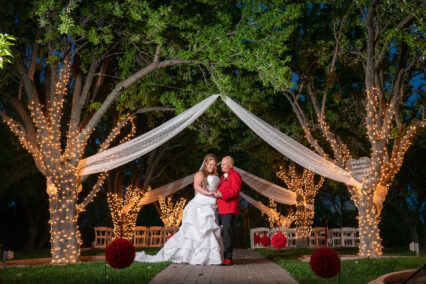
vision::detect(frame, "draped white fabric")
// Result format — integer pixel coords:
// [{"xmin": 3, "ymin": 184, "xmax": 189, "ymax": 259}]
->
[
  {"xmin": 76, "ymin": 94, "xmax": 361, "ymax": 189},
  {"xmin": 239, "ymin": 192, "xmax": 292, "ymax": 227},
  {"xmin": 240, "ymin": 191, "xmax": 276, "ymax": 216},
  {"xmin": 235, "ymin": 166, "xmax": 314, "ymax": 211},
  {"xmin": 77, "ymin": 95, "xmax": 220, "ymax": 176},
  {"xmin": 223, "ymin": 96, "xmax": 361, "ymax": 188},
  {"xmin": 137, "ymin": 174, "xmax": 194, "ymax": 206},
  {"xmin": 235, "ymin": 166, "xmax": 296, "ymax": 206},
  {"xmin": 134, "ymin": 167, "xmax": 314, "ymax": 211}
]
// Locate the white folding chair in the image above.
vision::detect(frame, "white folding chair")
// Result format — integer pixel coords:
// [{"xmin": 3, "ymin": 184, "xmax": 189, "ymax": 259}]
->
[
  {"xmin": 149, "ymin": 226, "xmax": 163, "ymax": 247},
  {"xmin": 162, "ymin": 227, "xmax": 176, "ymax": 244},
  {"xmin": 354, "ymin": 228, "xmax": 360, "ymax": 247},
  {"xmin": 330, "ymin": 228, "xmax": 342, "ymax": 247},
  {"xmin": 133, "ymin": 226, "xmax": 149, "ymax": 248},
  {"xmin": 341, "ymin": 227, "xmax": 355, "ymax": 247},
  {"xmin": 93, "ymin": 227, "xmax": 108, "ymax": 248}
]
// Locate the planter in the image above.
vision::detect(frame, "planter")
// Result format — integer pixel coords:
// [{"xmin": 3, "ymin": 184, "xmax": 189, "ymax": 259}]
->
[{"xmin": 368, "ymin": 269, "xmax": 415, "ymax": 284}]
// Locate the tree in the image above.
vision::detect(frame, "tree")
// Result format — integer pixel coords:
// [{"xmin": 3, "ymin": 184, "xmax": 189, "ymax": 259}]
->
[
  {"xmin": 386, "ymin": 131, "xmax": 426, "ymax": 247},
  {"xmin": 259, "ymin": 1, "xmax": 425, "ymax": 257},
  {"xmin": 276, "ymin": 165, "xmax": 324, "ymax": 244},
  {"xmin": 0, "ymin": 0, "xmax": 226, "ymax": 264}
]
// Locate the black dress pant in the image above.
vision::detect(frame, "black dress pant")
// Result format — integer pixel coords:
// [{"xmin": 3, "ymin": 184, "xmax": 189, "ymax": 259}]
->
[{"xmin": 219, "ymin": 213, "xmax": 235, "ymax": 260}]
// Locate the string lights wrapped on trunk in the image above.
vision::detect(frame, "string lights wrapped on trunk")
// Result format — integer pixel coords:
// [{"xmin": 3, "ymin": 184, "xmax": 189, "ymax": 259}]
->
[{"xmin": 107, "ymin": 186, "xmax": 151, "ymax": 241}]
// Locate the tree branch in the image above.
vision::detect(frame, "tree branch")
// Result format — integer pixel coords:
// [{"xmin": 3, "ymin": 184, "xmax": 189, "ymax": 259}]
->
[
  {"xmin": 77, "ymin": 172, "xmax": 108, "ymax": 212},
  {"xmin": 375, "ymin": 14, "xmax": 417, "ymax": 69},
  {"xmin": 98, "ymin": 106, "xmax": 175, "ymax": 152},
  {"xmin": 74, "ymin": 59, "xmax": 201, "ymax": 159},
  {"xmin": 321, "ymin": 13, "xmax": 348, "ymax": 121},
  {"xmin": 3, "ymin": 93, "xmax": 38, "ymax": 146},
  {"xmin": 28, "ymin": 30, "xmax": 41, "ymax": 81},
  {"xmin": 153, "ymin": 44, "xmax": 161, "ymax": 63},
  {"xmin": 0, "ymin": 109, "xmax": 45, "ymax": 174},
  {"xmin": 64, "ymin": 73, "xmax": 82, "ymax": 159}
]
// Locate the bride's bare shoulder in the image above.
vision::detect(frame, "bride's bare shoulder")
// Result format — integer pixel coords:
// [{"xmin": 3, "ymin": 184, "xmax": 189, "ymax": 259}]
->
[{"xmin": 194, "ymin": 171, "xmax": 204, "ymax": 178}]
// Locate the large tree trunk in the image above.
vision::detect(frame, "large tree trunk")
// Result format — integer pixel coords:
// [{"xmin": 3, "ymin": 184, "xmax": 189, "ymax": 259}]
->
[
  {"xmin": 354, "ymin": 191, "xmax": 382, "ymax": 257},
  {"xmin": 47, "ymin": 177, "xmax": 80, "ymax": 264},
  {"xmin": 407, "ymin": 222, "xmax": 419, "ymax": 244}
]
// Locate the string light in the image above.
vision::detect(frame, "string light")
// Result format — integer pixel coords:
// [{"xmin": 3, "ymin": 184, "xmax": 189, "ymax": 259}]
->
[
  {"xmin": 0, "ymin": 56, "xmax": 143, "ymax": 264},
  {"xmin": 291, "ymin": 84, "xmax": 425, "ymax": 257},
  {"xmin": 107, "ymin": 186, "xmax": 151, "ymax": 241},
  {"xmin": 277, "ymin": 165, "xmax": 324, "ymax": 240},
  {"xmin": 158, "ymin": 196, "xmax": 187, "ymax": 227},
  {"xmin": 259, "ymin": 198, "xmax": 296, "ymax": 229}
]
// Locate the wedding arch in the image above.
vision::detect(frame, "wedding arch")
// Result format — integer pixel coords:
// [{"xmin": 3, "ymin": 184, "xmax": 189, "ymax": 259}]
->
[
  {"xmin": 76, "ymin": 94, "xmax": 365, "ymax": 225},
  {"xmin": 78, "ymin": 95, "xmax": 359, "ymax": 183}
]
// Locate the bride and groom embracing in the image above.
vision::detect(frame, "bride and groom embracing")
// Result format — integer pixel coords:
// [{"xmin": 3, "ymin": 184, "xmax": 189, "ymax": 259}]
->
[{"xmin": 134, "ymin": 154, "xmax": 241, "ymax": 266}]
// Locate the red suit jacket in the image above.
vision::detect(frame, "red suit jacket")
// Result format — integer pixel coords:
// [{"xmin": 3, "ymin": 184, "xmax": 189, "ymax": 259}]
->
[{"xmin": 217, "ymin": 168, "xmax": 241, "ymax": 215}]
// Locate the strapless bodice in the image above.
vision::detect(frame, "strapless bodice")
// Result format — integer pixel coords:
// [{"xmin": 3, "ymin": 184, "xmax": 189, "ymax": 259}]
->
[{"xmin": 206, "ymin": 175, "xmax": 220, "ymax": 192}]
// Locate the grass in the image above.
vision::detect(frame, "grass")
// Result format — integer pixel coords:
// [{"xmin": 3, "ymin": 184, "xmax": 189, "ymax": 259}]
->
[
  {"xmin": 12, "ymin": 247, "xmax": 162, "ymax": 259},
  {"xmin": 0, "ymin": 248, "xmax": 169, "ymax": 284},
  {"xmin": 4, "ymin": 247, "xmax": 425, "ymax": 283},
  {"xmin": 256, "ymin": 247, "xmax": 426, "ymax": 284},
  {"xmin": 0, "ymin": 261, "xmax": 171, "ymax": 284}
]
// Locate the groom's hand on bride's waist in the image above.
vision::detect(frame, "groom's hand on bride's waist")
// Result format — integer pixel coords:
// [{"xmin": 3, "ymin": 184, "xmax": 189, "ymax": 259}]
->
[{"xmin": 216, "ymin": 191, "xmax": 222, "ymax": 198}]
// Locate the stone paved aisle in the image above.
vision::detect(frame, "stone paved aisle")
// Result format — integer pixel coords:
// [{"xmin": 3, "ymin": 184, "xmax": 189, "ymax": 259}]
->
[{"xmin": 149, "ymin": 249, "xmax": 298, "ymax": 284}]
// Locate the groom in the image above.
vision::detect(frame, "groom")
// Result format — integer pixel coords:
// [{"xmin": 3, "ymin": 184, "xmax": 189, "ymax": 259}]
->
[{"xmin": 216, "ymin": 156, "xmax": 241, "ymax": 266}]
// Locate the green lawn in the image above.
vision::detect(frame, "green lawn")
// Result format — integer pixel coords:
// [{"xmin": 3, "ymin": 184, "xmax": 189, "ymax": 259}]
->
[
  {"xmin": 0, "ymin": 248, "xmax": 169, "ymax": 284},
  {"xmin": 3, "ymin": 247, "xmax": 425, "ymax": 283},
  {"xmin": 0, "ymin": 261, "xmax": 171, "ymax": 284},
  {"xmin": 256, "ymin": 247, "xmax": 426, "ymax": 284},
  {"xmin": 12, "ymin": 247, "xmax": 162, "ymax": 259}
]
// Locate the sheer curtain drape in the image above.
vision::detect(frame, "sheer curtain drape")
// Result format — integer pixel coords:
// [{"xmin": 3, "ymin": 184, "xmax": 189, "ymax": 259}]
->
[
  {"xmin": 77, "ymin": 95, "xmax": 361, "ymax": 189},
  {"xmin": 223, "ymin": 96, "xmax": 361, "ymax": 188},
  {"xmin": 132, "ymin": 167, "xmax": 312, "ymax": 211},
  {"xmin": 77, "ymin": 95, "xmax": 220, "ymax": 176}
]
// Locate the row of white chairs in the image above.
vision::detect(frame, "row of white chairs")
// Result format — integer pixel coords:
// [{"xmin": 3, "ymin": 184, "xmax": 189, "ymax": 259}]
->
[
  {"xmin": 250, "ymin": 227, "xmax": 360, "ymax": 249},
  {"xmin": 93, "ymin": 226, "xmax": 177, "ymax": 249}
]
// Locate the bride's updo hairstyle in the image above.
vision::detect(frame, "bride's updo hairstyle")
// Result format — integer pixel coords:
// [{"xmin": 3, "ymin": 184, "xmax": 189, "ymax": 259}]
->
[{"xmin": 201, "ymin": 154, "xmax": 219, "ymax": 189}]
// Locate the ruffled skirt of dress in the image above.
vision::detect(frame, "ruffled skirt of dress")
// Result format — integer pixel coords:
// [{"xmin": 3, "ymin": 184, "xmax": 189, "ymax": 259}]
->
[{"xmin": 134, "ymin": 194, "xmax": 223, "ymax": 265}]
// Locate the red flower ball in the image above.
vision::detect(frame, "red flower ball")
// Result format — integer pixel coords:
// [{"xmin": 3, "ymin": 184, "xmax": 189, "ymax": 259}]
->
[
  {"xmin": 310, "ymin": 248, "xmax": 341, "ymax": 278},
  {"xmin": 253, "ymin": 234, "xmax": 261, "ymax": 244},
  {"xmin": 272, "ymin": 232, "xmax": 287, "ymax": 249},
  {"xmin": 260, "ymin": 235, "xmax": 271, "ymax": 246},
  {"xmin": 105, "ymin": 238, "xmax": 135, "ymax": 269}
]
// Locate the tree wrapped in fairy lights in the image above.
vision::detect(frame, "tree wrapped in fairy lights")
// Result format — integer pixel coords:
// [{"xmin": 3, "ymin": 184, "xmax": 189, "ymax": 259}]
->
[
  {"xmin": 255, "ymin": 1, "xmax": 425, "ymax": 257},
  {"xmin": 259, "ymin": 198, "xmax": 296, "ymax": 229},
  {"xmin": 277, "ymin": 165, "xmax": 324, "ymax": 240},
  {"xmin": 158, "ymin": 196, "xmax": 187, "ymax": 228},
  {"xmin": 107, "ymin": 185, "xmax": 151, "ymax": 241},
  {"xmin": 0, "ymin": 2, "xmax": 204, "ymax": 264}
]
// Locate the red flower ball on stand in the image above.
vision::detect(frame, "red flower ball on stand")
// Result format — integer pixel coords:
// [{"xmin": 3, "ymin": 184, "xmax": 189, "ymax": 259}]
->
[
  {"xmin": 272, "ymin": 232, "xmax": 287, "ymax": 249},
  {"xmin": 260, "ymin": 235, "xmax": 271, "ymax": 246},
  {"xmin": 253, "ymin": 234, "xmax": 261, "ymax": 244},
  {"xmin": 105, "ymin": 238, "xmax": 136, "ymax": 269},
  {"xmin": 310, "ymin": 248, "xmax": 341, "ymax": 278}
]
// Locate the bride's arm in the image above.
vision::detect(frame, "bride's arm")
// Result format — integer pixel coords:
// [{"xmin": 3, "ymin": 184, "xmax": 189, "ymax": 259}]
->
[{"xmin": 194, "ymin": 171, "xmax": 215, "ymax": 196}]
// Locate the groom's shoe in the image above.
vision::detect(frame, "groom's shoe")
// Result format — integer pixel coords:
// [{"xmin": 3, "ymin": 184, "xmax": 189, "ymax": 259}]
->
[{"xmin": 221, "ymin": 259, "xmax": 232, "ymax": 266}]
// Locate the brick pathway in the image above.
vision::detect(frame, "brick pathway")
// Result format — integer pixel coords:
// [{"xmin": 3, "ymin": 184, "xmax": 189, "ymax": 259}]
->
[{"xmin": 149, "ymin": 249, "xmax": 298, "ymax": 284}]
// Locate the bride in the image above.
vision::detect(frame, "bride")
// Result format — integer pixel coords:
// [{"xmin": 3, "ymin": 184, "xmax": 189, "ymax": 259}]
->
[{"xmin": 134, "ymin": 154, "xmax": 224, "ymax": 265}]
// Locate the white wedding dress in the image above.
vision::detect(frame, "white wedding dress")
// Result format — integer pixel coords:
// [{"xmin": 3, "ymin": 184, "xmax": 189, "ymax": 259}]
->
[{"xmin": 134, "ymin": 175, "xmax": 223, "ymax": 265}]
